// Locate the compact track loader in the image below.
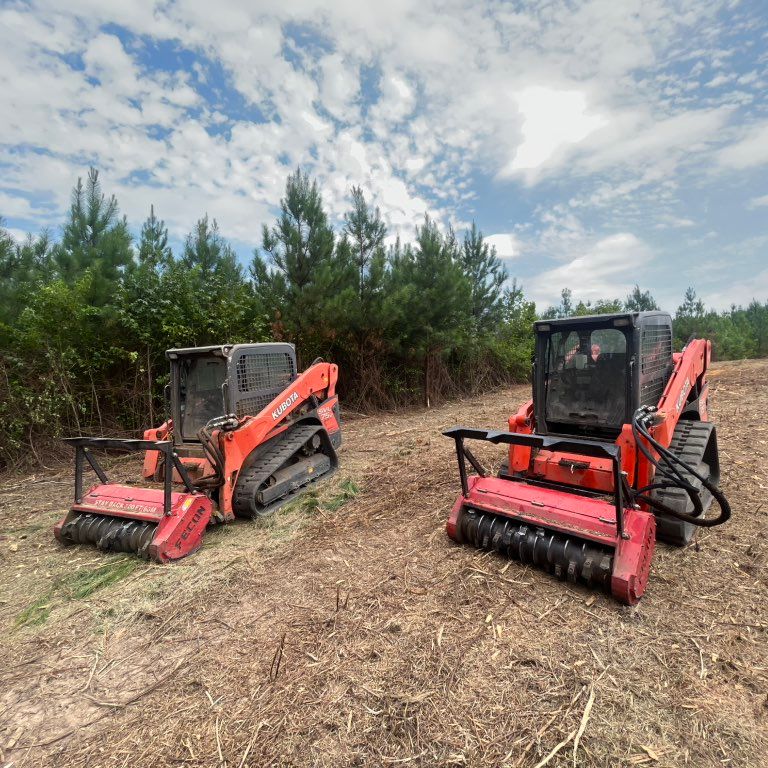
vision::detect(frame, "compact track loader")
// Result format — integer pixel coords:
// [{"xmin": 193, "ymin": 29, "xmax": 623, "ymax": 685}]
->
[
  {"xmin": 54, "ymin": 343, "xmax": 341, "ymax": 562},
  {"xmin": 444, "ymin": 312, "xmax": 730, "ymax": 604}
]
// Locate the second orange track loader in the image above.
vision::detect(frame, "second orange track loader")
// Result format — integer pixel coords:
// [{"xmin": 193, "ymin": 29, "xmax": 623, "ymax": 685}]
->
[
  {"xmin": 55, "ymin": 343, "xmax": 341, "ymax": 562},
  {"xmin": 444, "ymin": 312, "xmax": 731, "ymax": 604}
]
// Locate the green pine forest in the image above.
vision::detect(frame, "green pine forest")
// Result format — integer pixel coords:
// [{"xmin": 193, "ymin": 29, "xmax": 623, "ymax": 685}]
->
[{"xmin": 1, "ymin": 167, "xmax": 766, "ymax": 469}]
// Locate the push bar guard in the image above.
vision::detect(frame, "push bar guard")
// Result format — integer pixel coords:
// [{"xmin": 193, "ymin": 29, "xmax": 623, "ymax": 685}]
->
[
  {"xmin": 442, "ymin": 426, "xmax": 628, "ymax": 540},
  {"xmin": 63, "ymin": 437, "xmax": 197, "ymax": 518}
]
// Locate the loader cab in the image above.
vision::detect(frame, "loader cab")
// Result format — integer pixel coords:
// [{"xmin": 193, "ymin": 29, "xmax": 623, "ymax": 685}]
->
[
  {"xmin": 533, "ymin": 312, "xmax": 673, "ymax": 440},
  {"xmin": 166, "ymin": 343, "xmax": 297, "ymax": 444}
]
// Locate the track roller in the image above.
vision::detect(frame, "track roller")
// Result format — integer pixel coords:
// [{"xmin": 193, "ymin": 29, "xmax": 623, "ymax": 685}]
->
[{"xmin": 233, "ymin": 423, "xmax": 338, "ymax": 518}]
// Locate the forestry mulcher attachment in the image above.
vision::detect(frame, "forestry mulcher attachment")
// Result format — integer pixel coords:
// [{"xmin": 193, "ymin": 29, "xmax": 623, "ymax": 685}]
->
[
  {"xmin": 54, "ymin": 344, "xmax": 341, "ymax": 562},
  {"xmin": 444, "ymin": 312, "xmax": 730, "ymax": 604}
]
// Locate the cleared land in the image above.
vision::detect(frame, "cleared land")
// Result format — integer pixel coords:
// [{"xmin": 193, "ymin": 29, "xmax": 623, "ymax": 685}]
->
[{"xmin": 0, "ymin": 359, "xmax": 766, "ymax": 767}]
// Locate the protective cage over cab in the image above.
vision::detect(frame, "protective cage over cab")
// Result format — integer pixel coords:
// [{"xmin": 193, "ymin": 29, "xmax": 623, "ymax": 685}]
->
[
  {"xmin": 167, "ymin": 343, "xmax": 298, "ymax": 444},
  {"xmin": 533, "ymin": 312, "xmax": 674, "ymax": 440}
]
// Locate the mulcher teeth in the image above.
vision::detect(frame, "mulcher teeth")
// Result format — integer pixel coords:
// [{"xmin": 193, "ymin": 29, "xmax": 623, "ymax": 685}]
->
[
  {"xmin": 60, "ymin": 513, "xmax": 156, "ymax": 559},
  {"xmin": 459, "ymin": 508, "xmax": 614, "ymax": 593}
]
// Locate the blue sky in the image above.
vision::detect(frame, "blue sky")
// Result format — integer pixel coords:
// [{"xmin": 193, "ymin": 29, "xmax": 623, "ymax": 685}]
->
[{"xmin": 1, "ymin": 0, "xmax": 767, "ymax": 311}]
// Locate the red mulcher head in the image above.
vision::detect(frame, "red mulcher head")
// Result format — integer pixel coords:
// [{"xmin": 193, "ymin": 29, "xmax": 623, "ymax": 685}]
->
[
  {"xmin": 54, "ymin": 438, "xmax": 212, "ymax": 563},
  {"xmin": 444, "ymin": 427, "xmax": 656, "ymax": 605}
]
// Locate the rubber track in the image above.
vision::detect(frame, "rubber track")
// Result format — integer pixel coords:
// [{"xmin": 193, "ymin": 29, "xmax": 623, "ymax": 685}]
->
[
  {"xmin": 232, "ymin": 424, "xmax": 335, "ymax": 518},
  {"xmin": 652, "ymin": 421, "xmax": 712, "ymax": 499},
  {"xmin": 650, "ymin": 420, "xmax": 715, "ymax": 545}
]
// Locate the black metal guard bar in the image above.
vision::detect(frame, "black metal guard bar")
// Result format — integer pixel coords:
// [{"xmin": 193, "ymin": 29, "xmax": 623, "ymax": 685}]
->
[
  {"xmin": 63, "ymin": 437, "xmax": 197, "ymax": 517},
  {"xmin": 442, "ymin": 426, "xmax": 626, "ymax": 539}
]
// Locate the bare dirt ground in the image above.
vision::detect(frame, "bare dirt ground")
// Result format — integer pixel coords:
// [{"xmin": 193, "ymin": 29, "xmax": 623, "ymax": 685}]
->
[{"xmin": 0, "ymin": 359, "xmax": 766, "ymax": 768}]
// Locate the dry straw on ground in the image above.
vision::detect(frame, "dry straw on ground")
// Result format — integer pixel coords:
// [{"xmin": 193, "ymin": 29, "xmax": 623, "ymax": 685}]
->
[{"xmin": 0, "ymin": 359, "xmax": 766, "ymax": 767}]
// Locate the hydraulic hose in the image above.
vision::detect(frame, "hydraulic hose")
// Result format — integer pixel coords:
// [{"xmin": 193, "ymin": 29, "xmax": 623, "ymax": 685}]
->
[
  {"xmin": 196, "ymin": 415, "xmax": 238, "ymax": 489},
  {"xmin": 631, "ymin": 407, "xmax": 730, "ymax": 527},
  {"xmin": 195, "ymin": 426, "xmax": 224, "ymax": 488}
]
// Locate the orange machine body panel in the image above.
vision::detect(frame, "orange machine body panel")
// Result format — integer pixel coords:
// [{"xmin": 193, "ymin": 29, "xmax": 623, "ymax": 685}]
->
[
  {"xmin": 142, "ymin": 362, "xmax": 340, "ymax": 521},
  {"xmin": 505, "ymin": 340, "xmax": 711, "ymax": 506}
]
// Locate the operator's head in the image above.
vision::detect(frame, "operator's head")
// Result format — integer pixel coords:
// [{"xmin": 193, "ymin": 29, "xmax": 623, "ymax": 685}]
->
[{"xmin": 591, "ymin": 343, "xmax": 601, "ymax": 361}]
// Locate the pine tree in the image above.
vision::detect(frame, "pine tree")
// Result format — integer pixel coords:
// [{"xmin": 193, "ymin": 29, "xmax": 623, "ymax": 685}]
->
[
  {"xmin": 0, "ymin": 219, "xmax": 13, "ymax": 261},
  {"xmin": 258, "ymin": 168, "xmax": 336, "ymax": 357},
  {"xmin": 745, "ymin": 300, "xmax": 768, "ymax": 357},
  {"xmin": 543, "ymin": 287, "xmax": 574, "ymax": 319},
  {"xmin": 497, "ymin": 278, "xmax": 537, "ymax": 378},
  {"xmin": 459, "ymin": 222, "xmax": 507, "ymax": 331},
  {"xmin": 0, "ymin": 224, "xmax": 54, "ymax": 327},
  {"xmin": 573, "ymin": 298, "xmax": 623, "ymax": 316},
  {"xmin": 54, "ymin": 167, "xmax": 132, "ymax": 302},
  {"xmin": 0, "ymin": 221, "xmax": 19, "ymax": 326},
  {"xmin": 262, "ymin": 168, "xmax": 334, "ymax": 288},
  {"xmin": 677, "ymin": 287, "xmax": 705, "ymax": 318},
  {"xmin": 138, "ymin": 205, "xmax": 172, "ymax": 268},
  {"xmin": 182, "ymin": 215, "xmax": 240, "ymax": 282},
  {"xmin": 560, "ymin": 288, "xmax": 573, "ymax": 317},
  {"xmin": 337, "ymin": 187, "xmax": 388, "ymax": 331},
  {"xmin": 674, "ymin": 288, "xmax": 707, "ymax": 350},
  {"xmin": 385, "ymin": 215, "xmax": 471, "ymax": 404},
  {"xmin": 174, "ymin": 215, "xmax": 257, "ymax": 346},
  {"xmin": 624, "ymin": 284, "xmax": 660, "ymax": 311},
  {"xmin": 343, "ymin": 186, "xmax": 387, "ymax": 299}
]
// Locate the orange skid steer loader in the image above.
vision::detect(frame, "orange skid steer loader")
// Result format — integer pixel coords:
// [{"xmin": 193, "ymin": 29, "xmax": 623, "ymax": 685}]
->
[
  {"xmin": 444, "ymin": 312, "xmax": 730, "ymax": 604},
  {"xmin": 54, "ymin": 343, "xmax": 342, "ymax": 562}
]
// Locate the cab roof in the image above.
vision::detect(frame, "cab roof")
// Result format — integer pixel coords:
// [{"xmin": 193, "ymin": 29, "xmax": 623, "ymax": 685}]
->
[
  {"xmin": 165, "ymin": 342, "xmax": 295, "ymax": 359},
  {"xmin": 534, "ymin": 311, "xmax": 671, "ymax": 329}
]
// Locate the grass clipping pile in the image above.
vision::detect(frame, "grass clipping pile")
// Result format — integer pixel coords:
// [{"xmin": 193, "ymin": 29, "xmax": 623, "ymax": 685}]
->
[{"xmin": 0, "ymin": 359, "xmax": 766, "ymax": 767}]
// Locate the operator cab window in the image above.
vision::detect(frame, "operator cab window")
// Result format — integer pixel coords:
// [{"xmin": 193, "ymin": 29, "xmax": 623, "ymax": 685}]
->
[
  {"xmin": 179, "ymin": 356, "xmax": 226, "ymax": 440},
  {"xmin": 545, "ymin": 327, "xmax": 627, "ymax": 430}
]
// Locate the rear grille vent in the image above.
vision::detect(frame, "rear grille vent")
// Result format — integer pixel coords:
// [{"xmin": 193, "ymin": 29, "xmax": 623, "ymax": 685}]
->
[
  {"xmin": 234, "ymin": 352, "xmax": 296, "ymax": 418},
  {"xmin": 640, "ymin": 325, "xmax": 673, "ymax": 406}
]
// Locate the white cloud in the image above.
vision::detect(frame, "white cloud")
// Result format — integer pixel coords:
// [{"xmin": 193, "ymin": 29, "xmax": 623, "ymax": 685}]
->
[
  {"xmin": 748, "ymin": 194, "xmax": 768, "ymax": 209},
  {"xmin": 574, "ymin": 107, "xmax": 732, "ymax": 175},
  {"xmin": 527, "ymin": 233, "xmax": 653, "ymax": 307},
  {"xmin": 655, "ymin": 214, "xmax": 696, "ymax": 228},
  {"xmin": 486, "ymin": 233, "xmax": 519, "ymax": 259},
  {"xmin": 369, "ymin": 71, "xmax": 417, "ymax": 136},
  {"xmin": 718, "ymin": 121, "xmax": 768, "ymax": 169},
  {"xmin": 0, "ymin": 193, "xmax": 37, "ymax": 219},
  {"xmin": 0, "ymin": 0, "xmax": 764, "ymax": 312},
  {"xmin": 705, "ymin": 73, "xmax": 732, "ymax": 88},
  {"xmin": 319, "ymin": 53, "xmax": 360, "ymax": 122},
  {"xmin": 502, "ymin": 87, "xmax": 606, "ymax": 180},
  {"xmin": 83, "ymin": 33, "xmax": 143, "ymax": 99},
  {"xmin": 701, "ymin": 267, "xmax": 768, "ymax": 309},
  {"xmin": 6, "ymin": 227, "xmax": 32, "ymax": 243}
]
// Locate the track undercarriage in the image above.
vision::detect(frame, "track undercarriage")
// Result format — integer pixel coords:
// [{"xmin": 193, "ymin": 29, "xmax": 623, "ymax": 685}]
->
[{"xmin": 233, "ymin": 424, "xmax": 338, "ymax": 518}]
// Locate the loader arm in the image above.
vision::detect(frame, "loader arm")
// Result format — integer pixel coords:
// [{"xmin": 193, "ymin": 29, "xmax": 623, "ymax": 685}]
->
[
  {"xmin": 142, "ymin": 419, "xmax": 172, "ymax": 481},
  {"xmin": 637, "ymin": 338, "xmax": 710, "ymax": 493}
]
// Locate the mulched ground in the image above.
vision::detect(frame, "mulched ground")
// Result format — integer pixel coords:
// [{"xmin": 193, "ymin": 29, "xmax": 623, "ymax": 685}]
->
[{"xmin": 0, "ymin": 359, "xmax": 766, "ymax": 767}]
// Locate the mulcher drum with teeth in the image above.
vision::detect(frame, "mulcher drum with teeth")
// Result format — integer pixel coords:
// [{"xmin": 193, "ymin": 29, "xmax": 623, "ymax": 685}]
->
[
  {"xmin": 54, "ymin": 483, "xmax": 213, "ymax": 563},
  {"xmin": 444, "ymin": 427, "xmax": 656, "ymax": 605}
]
